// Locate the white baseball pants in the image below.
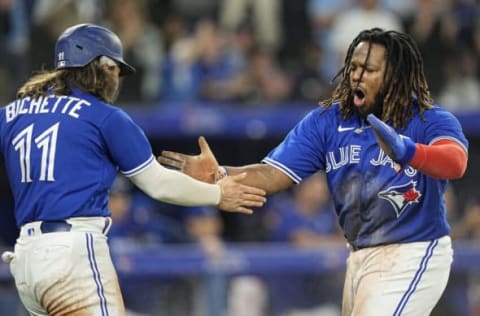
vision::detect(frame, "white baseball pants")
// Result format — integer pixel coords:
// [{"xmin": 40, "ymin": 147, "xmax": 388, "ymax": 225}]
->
[
  {"xmin": 8, "ymin": 217, "xmax": 125, "ymax": 316},
  {"xmin": 342, "ymin": 236, "xmax": 452, "ymax": 316}
]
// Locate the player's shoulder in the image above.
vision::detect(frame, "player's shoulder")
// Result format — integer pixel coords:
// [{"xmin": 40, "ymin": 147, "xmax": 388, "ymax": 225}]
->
[
  {"xmin": 305, "ymin": 102, "xmax": 340, "ymax": 121},
  {"xmin": 71, "ymin": 87, "xmax": 127, "ymax": 118},
  {"xmin": 419, "ymin": 104, "xmax": 460, "ymax": 122}
]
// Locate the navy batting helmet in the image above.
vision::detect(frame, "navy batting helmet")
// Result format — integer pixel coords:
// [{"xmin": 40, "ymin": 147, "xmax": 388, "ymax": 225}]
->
[{"xmin": 55, "ymin": 24, "xmax": 135, "ymax": 76}]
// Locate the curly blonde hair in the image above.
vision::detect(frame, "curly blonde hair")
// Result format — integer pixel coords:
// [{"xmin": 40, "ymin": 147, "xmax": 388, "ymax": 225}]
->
[{"xmin": 17, "ymin": 58, "xmax": 116, "ymax": 103}]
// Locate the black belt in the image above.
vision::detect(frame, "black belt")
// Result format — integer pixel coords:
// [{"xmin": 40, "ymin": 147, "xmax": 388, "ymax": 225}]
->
[
  {"xmin": 40, "ymin": 220, "xmax": 72, "ymax": 233},
  {"xmin": 38, "ymin": 218, "xmax": 111, "ymax": 234}
]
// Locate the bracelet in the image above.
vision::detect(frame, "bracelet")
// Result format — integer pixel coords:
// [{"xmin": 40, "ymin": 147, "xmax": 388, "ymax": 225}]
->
[{"xmin": 215, "ymin": 166, "xmax": 228, "ymax": 182}]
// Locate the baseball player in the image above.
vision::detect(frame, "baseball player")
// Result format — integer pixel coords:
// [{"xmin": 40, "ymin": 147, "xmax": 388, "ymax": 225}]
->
[
  {"xmin": 159, "ymin": 28, "xmax": 469, "ymax": 315},
  {"xmin": 0, "ymin": 23, "xmax": 266, "ymax": 316}
]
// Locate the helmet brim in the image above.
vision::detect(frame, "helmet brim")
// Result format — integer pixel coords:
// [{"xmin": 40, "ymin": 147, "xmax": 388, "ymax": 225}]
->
[{"xmin": 118, "ymin": 61, "xmax": 136, "ymax": 76}]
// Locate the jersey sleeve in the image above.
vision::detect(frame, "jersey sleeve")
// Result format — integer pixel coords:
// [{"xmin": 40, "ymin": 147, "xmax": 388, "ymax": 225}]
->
[
  {"xmin": 420, "ymin": 108, "xmax": 469, "ymax": 152},
  {"xmin": 101, "ymin": 109, "xmax": 154, "ymax": 176},
  {"xmin": 263, "ymin": 108, "xmax": 327, "ymax": 183}
]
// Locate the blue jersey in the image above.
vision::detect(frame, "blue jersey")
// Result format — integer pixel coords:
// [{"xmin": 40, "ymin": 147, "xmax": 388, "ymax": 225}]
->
[
  {"xmin": 264, "ymin": 103, "xmax": 468, "ymax": 248},
  {"xmin": 0, "ymin": 88, "xmax": 154, "ymax": 227}
]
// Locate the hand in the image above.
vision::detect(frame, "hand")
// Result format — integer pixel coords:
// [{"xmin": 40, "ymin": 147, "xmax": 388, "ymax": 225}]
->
[
  {"xmin": 217, "ymin": 173, "xmax": 267, "ymax": 214},
  {"xmin": 158, "ymin": 136, "xmax": 219, "ymax": 184},
  {"xmin": 367, "ymin": 114, "xmax": 416, "ymax": 165}
]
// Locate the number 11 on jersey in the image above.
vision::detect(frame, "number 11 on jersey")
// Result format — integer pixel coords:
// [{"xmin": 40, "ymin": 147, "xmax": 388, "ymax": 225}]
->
[{"xmin": 12, "ymin": 122, "xmax": 60, "ymax": 182}]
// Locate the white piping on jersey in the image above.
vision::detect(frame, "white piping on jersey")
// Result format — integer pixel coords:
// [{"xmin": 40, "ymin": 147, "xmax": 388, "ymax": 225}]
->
[
  {"xmin": 122, "ymin": 155, "xmax": 155, "ymax": 177},
  {"xmin": 262, "ymin": 157, "xmax": 302, "ymax": 183}
]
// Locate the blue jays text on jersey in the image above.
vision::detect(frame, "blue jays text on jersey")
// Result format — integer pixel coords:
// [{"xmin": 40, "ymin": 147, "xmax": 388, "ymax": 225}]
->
[
  {"xmin": 263, "ymin": 102, "xmax": 468, "ymax": 249},
  {"xmin": 0, "ymin": 88, "xmax": 154, "ymax": 227}
]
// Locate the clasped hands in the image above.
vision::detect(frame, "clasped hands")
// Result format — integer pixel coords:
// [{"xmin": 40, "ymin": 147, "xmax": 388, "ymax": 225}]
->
[{"xmin": 158, "ymin": 136, "xmax": 266, "ymax": 214}]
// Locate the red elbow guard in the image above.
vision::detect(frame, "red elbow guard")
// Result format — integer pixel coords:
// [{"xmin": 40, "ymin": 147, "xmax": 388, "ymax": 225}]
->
[{"xmin": 409, "ymin": 139, "xmax": 467, "ymax": 179}]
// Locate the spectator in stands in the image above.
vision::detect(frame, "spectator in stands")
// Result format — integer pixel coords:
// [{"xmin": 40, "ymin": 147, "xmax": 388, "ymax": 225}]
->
[
  {"xmin": 330, "ymin": 0, "xmax": 402, "ymax": 74},
  {"xmin": 432, "ymin": 183, "xmax": 472, "ymax": 316},
  {"xmin": 439, "ymin": 48, "xmax": 480, "ymax": 112},
  {"xmin": 161, "ymin": 35, "xmax": 203, "ymax": 103},
  {"xmin": 307, "ymin": 0, "xmax": 352, "ymax": 81},
  {"xmin": 401, "ymin": 0, "xmax": 457, "ymax": 99},
  {"xmin": 289, "ymin": 41, "xmax": 334, "ymax": 103},
  {"xmin": 455, "ymin": 199, "xmax": 480, "ymax": 316},
  {"xmin": 0, "ymin": 0, "xmax": 30, "ymax": 105},
  {"xmin": 108, "ymin": 175, "xmax": 167, "ymax": 247},
  {"xmin": 265, "ymin": 171, "xmax": 343, "ymax": 316},
  {"xmin": 184, "ymin": 206, "xmax": 229, "ymax": 316},
  {"xmin": 449, "ymin": 199, "xmax": 480, "ymax": 241},
  {"xmin": 140, "ymin": 203, "xmax": 230, "ymax": 316},
  {"xmin": 267, "ymin": 172, "xmax": 343, "ymax": 246},
  {"xmin": 219, "ymin": 0, "xmax": 282, "ymax": 51},
  {"xmin": 29, "ymin": 0, "xmax": 102, "ymax": 72},
  {"xmin": 105, "ymin": 0, "xmax": 164, "ymax": 104},
  {"xmin": 168, "ymin": 0, "xmax": 218, "ymax": 30},
  {"xmin": 108, "ymin": 173, "xmax": 232, "ymax": 316},
  {"xmin": 195, "ymin": 19, "xmax": 251, "ymax": 103},
  {"xmin": 279, "ymin": 0, "xmax": 314, "ymax": 70},
  {"xmin": 247, "ymin": 48, "xmax": 292, "ymax": 104}
]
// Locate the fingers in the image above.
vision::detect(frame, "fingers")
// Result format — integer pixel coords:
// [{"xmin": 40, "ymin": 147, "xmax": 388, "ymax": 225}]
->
[
  {"xmin": 157, "ymin": 155, "xmax": 184, "ymax": 169},
  {"xmin": 217, "ymin": 174, "xmax": 267, "ymax": 214},
  {"xmin": 241, "ymin": 193, "xmax": 267, "ymax": 205},
  {"xmin": 161, "ymin": 150, "xmax": 188, "ymax": 161},
  {"xmin": 233, "ymin": 207, "xmax": 254, "ymax": 215},
  {"xmin": 240, "ymin": 184, "xmax": 266, "ymax": 197},
  {"xmin": 158, "ymin": 150, "xmax": 189, "ymax": 169}
]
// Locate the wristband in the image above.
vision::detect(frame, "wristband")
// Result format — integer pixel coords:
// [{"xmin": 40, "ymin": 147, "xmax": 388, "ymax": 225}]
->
[{"xmin": 215, "ymin": 166, "xmax": 228, "ymax": 182}]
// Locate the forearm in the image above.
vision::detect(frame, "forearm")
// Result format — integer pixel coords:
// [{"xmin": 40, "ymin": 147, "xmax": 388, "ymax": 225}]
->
[
  {"xmin": 409, "ymin": 140, "xmax": 467, "ymax": 179},
  {"xmin": 129, "ymin": 161, "xmax": 221, "ymax": 206},
  {"xmin": 223, "ymin": 163, "xmax": 293, "ymax": 194}
]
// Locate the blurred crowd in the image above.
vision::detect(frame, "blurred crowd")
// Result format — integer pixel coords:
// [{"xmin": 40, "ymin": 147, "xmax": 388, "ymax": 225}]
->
[
  {"xmin": 0, "ymin": 0, "xmax": 479, "ymax": 110},
  {"xmin": 1, "ymin": 0, "xmax": 480, "ymax": 315}
]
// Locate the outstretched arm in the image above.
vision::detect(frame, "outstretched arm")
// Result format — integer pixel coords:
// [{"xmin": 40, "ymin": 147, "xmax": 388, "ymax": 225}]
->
[
  {"xmin": 221, "ymin": 164, "xmax": 293, "ymax": 195},
  {"xmin": 367, "ymin": 114, "xmax": 467, "ymax": 179},
  {"xmin": 158, "ymin": 136, "xmax": 294, "ymax": 194},
  {"xmin": 129, "ymin": 160, "xmax": 266, "ymax": 214}
]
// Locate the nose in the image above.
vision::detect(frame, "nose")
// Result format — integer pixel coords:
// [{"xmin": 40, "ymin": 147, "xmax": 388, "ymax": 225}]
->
[{"xmin": 351, "ymin": 67, "xmax": 363, "ymax": 83}]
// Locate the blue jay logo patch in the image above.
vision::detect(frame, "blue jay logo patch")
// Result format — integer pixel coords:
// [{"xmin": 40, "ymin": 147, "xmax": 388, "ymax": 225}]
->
[{"xmin": 378, "ymin": 181, "xmax": 421, "ymax": 217}]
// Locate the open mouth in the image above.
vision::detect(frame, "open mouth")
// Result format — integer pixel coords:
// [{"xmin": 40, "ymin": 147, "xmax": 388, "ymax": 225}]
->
[{"xmin": 353, "ymin": 89, "xmax": 366, "ymax": 107}]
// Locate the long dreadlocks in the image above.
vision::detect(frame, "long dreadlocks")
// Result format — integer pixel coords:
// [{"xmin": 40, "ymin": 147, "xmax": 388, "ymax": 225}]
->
[{"xmin": 321, "ymin": 28, "xmax": 433, "ymax": 128}]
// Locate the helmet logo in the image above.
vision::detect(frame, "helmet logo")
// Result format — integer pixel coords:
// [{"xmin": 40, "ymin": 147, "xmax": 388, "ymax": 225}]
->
[{"xmin": 57, "ymin": 52, "xmax": 66, "ymax": 67}]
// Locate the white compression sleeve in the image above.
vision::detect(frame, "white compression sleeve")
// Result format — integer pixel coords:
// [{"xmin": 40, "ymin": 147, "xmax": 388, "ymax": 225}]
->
[{"xmin": 128, "ymin": 160, "xmax": 221, "ymax": 206}]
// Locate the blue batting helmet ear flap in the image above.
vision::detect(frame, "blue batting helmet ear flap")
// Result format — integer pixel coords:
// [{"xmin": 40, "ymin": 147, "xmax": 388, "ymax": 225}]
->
[{"xmin": 55, "ymin": 23, "xmax": 135, "ymax": 76}]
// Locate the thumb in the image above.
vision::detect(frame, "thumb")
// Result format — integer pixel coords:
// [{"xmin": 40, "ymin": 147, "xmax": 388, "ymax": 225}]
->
[
  {"xmin": 366, "ymin": 113, "xmax": 381, "ymax": 127},
  {"xmin": 198, "ymin": 136, "xmax": 218, "ymax": 162}
]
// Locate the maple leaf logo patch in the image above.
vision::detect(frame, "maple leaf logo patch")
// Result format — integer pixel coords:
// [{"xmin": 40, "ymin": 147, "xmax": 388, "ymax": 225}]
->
[{"xmin": 378, "ymin": 181, "xmax": 422, "ymax": 217}]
